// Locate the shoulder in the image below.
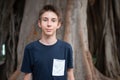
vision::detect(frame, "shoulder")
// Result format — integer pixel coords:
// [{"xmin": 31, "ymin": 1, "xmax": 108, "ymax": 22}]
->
[
  {"xmin": 25, "ymin": 40, "xmax": 38, "ymax": 50},
  {"xmin": 58, "ymin": 40, "xmax": 72, "ymax": 49}
]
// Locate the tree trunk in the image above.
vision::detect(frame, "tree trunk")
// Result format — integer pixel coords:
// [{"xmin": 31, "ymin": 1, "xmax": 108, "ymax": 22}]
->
[
  {"xmin": 104, "ymin": 0, "xmax": 120, "ymax": 78},
  {"xmin": 0, "ymin": 0, "xmax": 120, "ymax": 80},
  {"xmin": 87, "ymin": 0, "xmax": 120, "ymax": 80}
]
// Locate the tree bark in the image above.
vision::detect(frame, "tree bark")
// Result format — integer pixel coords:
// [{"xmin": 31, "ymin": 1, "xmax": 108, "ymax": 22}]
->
[
  {"xmin": 87, "ymin": 0, "xmax": 120, "ymax": 80},
  {"xmin": 0, "ymin": 0, "xmax": 120, "ymax": 80}
]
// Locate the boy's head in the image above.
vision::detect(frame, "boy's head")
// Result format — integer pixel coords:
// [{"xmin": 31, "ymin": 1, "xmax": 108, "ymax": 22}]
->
[
  {"xmin": 39, "ymin": 4, "xmax": 62, "ymax": 23},
  {"xmin": 38, "ymin": 5, "xmax": 62, "ymax": 36}
]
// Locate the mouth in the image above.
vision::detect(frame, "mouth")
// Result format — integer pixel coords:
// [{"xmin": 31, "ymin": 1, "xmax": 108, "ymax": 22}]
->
[{"xmin": 46, "ymin": 29, "xmax": 52, "ymax": 32}]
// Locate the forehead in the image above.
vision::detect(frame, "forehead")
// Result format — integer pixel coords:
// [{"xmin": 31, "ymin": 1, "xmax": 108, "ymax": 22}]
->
[{"xmin": 41, "ymin": 11, "xmax": 58, "ymax": 19}]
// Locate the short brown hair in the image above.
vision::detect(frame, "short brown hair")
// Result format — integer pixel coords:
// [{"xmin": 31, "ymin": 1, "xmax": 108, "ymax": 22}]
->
[{"xmin": 39, "ymin": 4, "xmax": 62, "ymax": 23}]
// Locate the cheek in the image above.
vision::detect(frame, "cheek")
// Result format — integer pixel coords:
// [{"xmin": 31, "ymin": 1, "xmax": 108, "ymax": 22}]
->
[{"xmin": 41, "ymin": 22, "xmax": 47, "ymax": 27}]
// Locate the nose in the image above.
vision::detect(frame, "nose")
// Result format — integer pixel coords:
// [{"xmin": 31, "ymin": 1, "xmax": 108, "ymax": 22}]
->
[{"xmin": 47, "ymin": 20, "xmax": 52, "ymax": 27}]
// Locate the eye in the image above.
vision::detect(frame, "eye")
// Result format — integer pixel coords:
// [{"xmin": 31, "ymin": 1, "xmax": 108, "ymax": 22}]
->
[
  {"xmin": 52, "ymin": 18, "xmax": 57, "ymax": 22},
  {"xmin": 42, "ymin": 18, "xmax": 48, "ymax": 22},
  {"xmin": 43, "ymin": 19, "xmax": 47, "ymax": 21}
]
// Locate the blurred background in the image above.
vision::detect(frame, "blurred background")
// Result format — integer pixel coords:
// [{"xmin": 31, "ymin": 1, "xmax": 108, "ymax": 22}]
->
[{"xmin": 0, "ymin": 0, "xmax": 120, "ymax": 80}]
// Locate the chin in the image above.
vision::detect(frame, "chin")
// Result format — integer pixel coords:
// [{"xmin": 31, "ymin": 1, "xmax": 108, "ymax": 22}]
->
[
  {"xmin": 45, "ymin": 33, "xmax": 53, "ymax": 36},
  {"xmin": 43, "ymin": 31, "xmax": 55, "ymax": 36}
]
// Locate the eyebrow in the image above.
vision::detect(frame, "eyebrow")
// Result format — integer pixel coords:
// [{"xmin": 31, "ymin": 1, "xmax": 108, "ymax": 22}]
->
[{"xmin": 42, "ymin": 17, "xmax": 57, "ymax": 19}]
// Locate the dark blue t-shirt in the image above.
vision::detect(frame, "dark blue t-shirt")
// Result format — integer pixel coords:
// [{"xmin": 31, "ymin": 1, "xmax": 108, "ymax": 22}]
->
[{"xmin": 21, "ymin": 39, "xmax": 73, "ymax": 80}]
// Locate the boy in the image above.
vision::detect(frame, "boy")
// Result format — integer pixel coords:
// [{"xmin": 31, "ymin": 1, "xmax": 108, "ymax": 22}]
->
[{"xmin": 21, "ymin": 4, "xmax": 75, "ymax": 80}]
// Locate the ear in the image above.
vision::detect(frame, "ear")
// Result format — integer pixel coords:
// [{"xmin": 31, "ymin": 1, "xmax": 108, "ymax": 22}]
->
[
  {"xmin": 57, "ymin": 22, "xmax": 61, "ymax": 29},
  {"xmin": 38, "ymin": 20, "xmax": 41, "ymax": 28}
]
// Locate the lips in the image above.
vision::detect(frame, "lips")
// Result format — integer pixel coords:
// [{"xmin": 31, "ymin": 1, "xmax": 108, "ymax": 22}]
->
[{"xmin": 46, "ymin": 29, "xmax": 52, "ymax": 32}]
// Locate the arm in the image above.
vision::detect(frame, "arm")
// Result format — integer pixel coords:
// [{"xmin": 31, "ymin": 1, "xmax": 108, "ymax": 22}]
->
[
  {"xmin": 24, "ymin": 73, "xmax": 32, "ymax": 80},
  {"xmin": 67, "ymin": 68, "xmax": 75, "ymax": 80}
]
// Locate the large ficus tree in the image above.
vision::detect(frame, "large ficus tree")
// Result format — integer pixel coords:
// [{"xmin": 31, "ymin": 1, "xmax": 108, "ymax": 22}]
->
[{"xmin": 0, "ymin": 0, "xmax": 120, "ymax": 80}]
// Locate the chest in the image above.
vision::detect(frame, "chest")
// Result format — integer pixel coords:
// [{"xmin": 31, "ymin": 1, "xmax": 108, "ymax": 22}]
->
[{"xmin": 32, "ymin": 46, "xmax": 67, "ymax": 66}]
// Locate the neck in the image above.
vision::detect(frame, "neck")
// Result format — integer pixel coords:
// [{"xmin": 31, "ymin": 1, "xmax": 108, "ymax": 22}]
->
[{"xmin": 40, "ymin": 34, "xmax": 57, "ymax": 45}]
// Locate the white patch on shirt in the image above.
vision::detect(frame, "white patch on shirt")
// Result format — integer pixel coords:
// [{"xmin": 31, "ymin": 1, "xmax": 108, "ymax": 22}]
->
[{"xmin": 52, "ymin": 59, "xmax": 65, "ymax": 76}]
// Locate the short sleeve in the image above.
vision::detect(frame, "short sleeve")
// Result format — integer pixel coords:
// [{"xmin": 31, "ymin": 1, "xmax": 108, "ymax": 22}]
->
[
  {"xmin": 67, "ymin": 45, "xmax": 73, "ymax": 69},
  {"xmin": 21, "ymin": 46, "xmax": 32, "ymax": 73}
]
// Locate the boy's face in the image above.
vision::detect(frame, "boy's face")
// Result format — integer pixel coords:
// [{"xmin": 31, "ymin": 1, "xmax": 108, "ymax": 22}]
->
[{"xmin": 38, "ymin": 11, "xmax": 61, "ymax": 36}]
